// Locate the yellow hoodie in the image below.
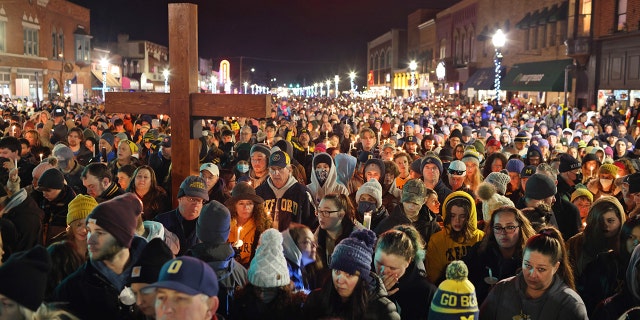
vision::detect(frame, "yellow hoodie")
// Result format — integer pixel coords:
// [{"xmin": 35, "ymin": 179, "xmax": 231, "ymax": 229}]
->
[{"xmin": 426, "ymin": 191, "xmax": 485, "ymax": 283}]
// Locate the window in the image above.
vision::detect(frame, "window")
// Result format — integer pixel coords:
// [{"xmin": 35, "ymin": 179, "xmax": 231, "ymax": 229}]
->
[
  {"xmin": 58, "ymin": 33, "xmax": 64, "ymax": 59},
  {"xmin": 549, "ymin": 22, "xmax": 557, "ymax": 46},
  {"xmin": 541, "ymin": 24, "xmax": 547, "ymax": 48},
  {"xmin": 524, "ymin": 29, "xmax": 530, "ymax": 50},
  {"xmin": 578, "ymin": 0, "xmax": 592, "ymax": 36},
  {"xmin": 531, "ymin": 26, "xmax": 538, "ymax": 49},
  {"xmin": 74, "ymin": 35, "xmax": 90, "ymax": 62},
  {"xmin": 381, "ymin": 52, "xmax": 385, "ymax": 69},
  {"xmin": 386, "ymin": 51, "xmax": 391, "ymax": 68},
  {"xmin": 617, "ymin": 0, "xmax": 627, "ymax": 31},
  {"xmin": 52, "ymin": 28, "xmax": 57, "ymax": 58},
  {"xmin": 24, "ymin": 28, "xmax": 39, "ymax": 56},
  {"xmin": 0, "ymin": 21, "xmax": 5, "ymax": 53},
  {"xmin": 439, "ymin": 39, "xmax": 447, "ymax": 59}
]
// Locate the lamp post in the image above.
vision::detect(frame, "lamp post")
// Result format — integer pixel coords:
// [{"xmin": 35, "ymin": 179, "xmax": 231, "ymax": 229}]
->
[
  {"xmin": 436, "ymin": 62, "xmax": 446, "ymax": 100},
  {"xmin": 100, "ymin": 58, "xmax": 108, "ymax": 101},
  {"xmin": 243, "ymin": 81, "xmax": 248, "ymax": 94},
  {"xmin": 492, "ymin": 29, "xmax": 506, "ymax": 105},
  {"xmin": 325, "ymin": 80, "xmax": 331, "ymax": 98},
  {"xmin": 349, "ymin": 72, "xmax": 356, "ymax": 92},
  {"xmin": 409, "ymin": 60, "xmax": 417, "ymax": 98},
  {"xmin": 162, "ymin": 69, "xmax": 170, "ymax": 93},
  {"xmin": 334, "ymin": 75, "xmax": 339, "ymax": 98},
  {"xmin": 211, "ymin": 75, "xmax": 217, "ymax": 93}
]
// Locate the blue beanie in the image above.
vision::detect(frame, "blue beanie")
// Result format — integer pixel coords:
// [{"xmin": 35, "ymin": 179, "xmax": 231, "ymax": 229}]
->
[
  {"xmin": 422, "ymin": 156, "xmax": 443, "ymax": 175},
  {"xmin": 505, "ymin": 159, "xmax": 525, "ymax": 174},
  {"xmin": 330, "ymin": 229, "xmax": 377, "ymax": 284}
]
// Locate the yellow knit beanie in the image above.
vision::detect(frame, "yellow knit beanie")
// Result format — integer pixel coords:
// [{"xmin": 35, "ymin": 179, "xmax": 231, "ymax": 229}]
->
[{"xmin": 67, "ymin": 194, "xmax": 99, "ymax": 225}]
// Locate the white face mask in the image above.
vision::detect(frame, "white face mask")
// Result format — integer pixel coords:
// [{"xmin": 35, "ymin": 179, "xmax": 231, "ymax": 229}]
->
[{"xmin": 600, "ymin": 178, "xmax": 613, "ymax": 190}]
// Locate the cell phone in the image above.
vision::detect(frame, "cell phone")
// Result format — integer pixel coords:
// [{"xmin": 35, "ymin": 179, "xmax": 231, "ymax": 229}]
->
[{"xmin": 101, "ymin": 147, "xmax": 107, "ymax": 162}]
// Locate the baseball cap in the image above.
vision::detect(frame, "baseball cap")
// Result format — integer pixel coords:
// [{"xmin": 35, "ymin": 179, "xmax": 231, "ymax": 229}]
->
[
  {"xmin": 161, "ymin": 136, "xmax": 172, "ymax": 147},
  {"xmin": 520, "ymin": 165, "xmax": 536, "ymax": 178},
  {"xmin": 147, "ymin": 256, "xmax": 218, "ymax": 296},
  {"xmin": 199, "ymin": 163, "xmax": 219, "ymax": 176},
  {"xmin": 269, "ymin": 150, "xmax": 290, "ymax": 168},
  {"xmin": 447, "ymin": 160, "xmax": 466, "ymax": 176}
]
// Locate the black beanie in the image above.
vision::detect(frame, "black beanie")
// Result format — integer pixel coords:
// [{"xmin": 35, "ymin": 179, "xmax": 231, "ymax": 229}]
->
[
  {"xmin": 0, "ymin": 246, "xmax": 51, "ymax": 311},
  {"xmin": 313, "ymin": 153, "xmax": 333, "ymax": 169},
  {"xmin": 525, "ymin": 173, "xmax": 557, "ymax": 200},
  {"xmin": 129, "ymin": 238, "xmax": 173, "ymax": 285},
  {"xmin": 197, "ymin": 201, "xmax": 231, "ymax": 244},
  {"xmin": 37, "ymin": 168, "xmax": 65, "ymax": 190},
  {"xmin": 88, "ymin": 193, "xmax": 142, "ymax": 248},
  {"xmin": 558, "ymin": 153, "xmax": 581, "ymax": 173}
]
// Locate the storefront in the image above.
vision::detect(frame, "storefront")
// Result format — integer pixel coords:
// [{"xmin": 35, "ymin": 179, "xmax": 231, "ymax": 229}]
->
[{"xmin": 501, "ymin": 59, "xmax": 573, "ymax": 105}]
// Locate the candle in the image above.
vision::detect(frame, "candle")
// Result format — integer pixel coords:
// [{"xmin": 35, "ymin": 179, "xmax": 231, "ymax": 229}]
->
[
  {"xmin": 237, "ymin": 226, "xmax": 243, "ymax": 241},
  {"xmin": 363, "ymin": 211, "xmax": 372, "ymax": 229},
  {"xmin": 93, "ymin": 146, "xmax": 96, "ymax": 158},
  {"xmin": 14, "ymin": 158, "xmax": 17, "ymax": 169},
  {"xmin": 159, "ymin": 114, "xmax": 163, "ymax": 121},
  {"xmin": 325, "ymin": 130, "xmax": 328, "ymax": 140},
  {"xmin": 377, "ymin": 131, "xmax": 381, "ymax": 142},
  {"xmin": 11, "ymin": 125, "xmax": 15, "ymax": 136},
  {"xmin": 39, "ymin": 153, "xmax": 43, "ymax": 162},
  {"xmin": 488, "ymin": 268, "xmax": 493, "ymax": 279},
  {"xmin": 306, "ymin": 146, "xmax": 309, "ymax": 155}
]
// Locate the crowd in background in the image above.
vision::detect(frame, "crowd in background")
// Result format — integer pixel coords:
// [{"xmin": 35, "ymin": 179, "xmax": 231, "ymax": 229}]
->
[{"xmin": 0, "ymin": 94, "xmax": 640, "ymax": 319}]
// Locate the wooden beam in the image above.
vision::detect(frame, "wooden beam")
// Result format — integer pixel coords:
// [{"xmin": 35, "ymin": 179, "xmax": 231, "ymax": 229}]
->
[
  {"xmin": 190, "ymin": 94, "xmax": 271, "ymax": 118},
  {"xmin": 104, "ymin": 92, "xmax": 170, "ymax": 114},
  {"xmin": 168, "ymin": 3, "xmax": 199, "ymax": 202}
]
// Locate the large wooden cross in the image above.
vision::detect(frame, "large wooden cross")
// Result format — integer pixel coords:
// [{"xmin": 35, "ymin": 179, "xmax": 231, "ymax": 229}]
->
[{"xmin": 105, "ymin": 3, "xmax": 270, "ymax": 199}]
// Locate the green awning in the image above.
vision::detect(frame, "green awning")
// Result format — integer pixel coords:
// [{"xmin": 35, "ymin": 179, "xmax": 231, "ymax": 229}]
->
[
  {"xmin": 463, "ymin": 67, "xmax": 502, "ymax": 90},
  {"xmin": 548, "ymin": 1, "xmax": 568, "ymax": 22},
  {"xmin": 501, "ymin": 59, "xmax": 573, "ymax": 92},
  {"xmin": 538, "ymin": 7, "xmax": 550, "ymax": 25},
  {"xmin": 516, "ymin": 13, "xmax": 532, "ymax": 30}
]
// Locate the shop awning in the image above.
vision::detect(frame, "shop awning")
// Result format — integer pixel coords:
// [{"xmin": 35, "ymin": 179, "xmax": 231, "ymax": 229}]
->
[
  {"xmin": 91, "ymin": 69, "xmax": 121, "ymax": 87},
  {"xmin": 501, "ymin": 59, "xmax": 573, "ymax": 92},
  {"xmin": 547, "ymin": 1, "xmax": 568, "ymax": 22},
  {"xmin": 463, "ymin": 68, "xmax": 497, "ymax": 90},
  {"xmin": 516, "ymin": 12, "xmax": 532, "ymax": 30}
]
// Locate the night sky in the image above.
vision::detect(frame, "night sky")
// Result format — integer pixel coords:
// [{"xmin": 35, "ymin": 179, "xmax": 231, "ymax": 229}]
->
[{"xmin": 68, "ymin": 0, "xmax": 454, "ymax": 86}]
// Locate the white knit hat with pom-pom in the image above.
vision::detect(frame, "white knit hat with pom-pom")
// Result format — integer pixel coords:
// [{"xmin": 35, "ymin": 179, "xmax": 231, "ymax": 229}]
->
[
  {"xmin": 477, "ymin": 182, "xmax": 514, "ymax": 221},
  {"xmin": 247, "ymin": 228, "xmax": 290, "ymax": 288}
]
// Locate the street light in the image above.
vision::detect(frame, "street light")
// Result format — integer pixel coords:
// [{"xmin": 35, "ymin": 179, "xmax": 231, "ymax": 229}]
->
[
  {"xmin": 211, "ymin": 75, "xmax": 217, "ymax": 93},
  {"xmin": 334, "ymin": 75, "xmax": 339, "ymax": 98},
  {"xmin": 492, "ymin": 29, "xmax": 506, "ymax": 105},
  {"xmin": 243, "ymin": 81, "xmax": 248, "ymax": 94},
  {"xmin": 162, "ymin": 69, "xmax": 170, "ymax": 93},
  {"xmin": 325, "ymin": 80, "xmax": 331, "ymax": 97},
  {"xmin": 99, "ymin": 58, "xmax": 108, "ymax": 101},
  {"xmin": 409, "ymin": 60, "xmax": 417, "ymax": 98},
  {"xmin": 349, "ymin": 72, "xmax": 356, "ymax": 92}
]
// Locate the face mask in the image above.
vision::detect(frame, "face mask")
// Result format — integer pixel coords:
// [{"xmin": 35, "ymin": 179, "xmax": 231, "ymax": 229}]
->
[
  {"xmin": 357, "ymin": 201, "xmax": 377, "ymax": 214},
  {"xmin": 600, "ymin": 178, "xmax": 613, "ymax": 190},
  {"xmin": 573, "ymin": 173, "xmax": 583, "ymax": 184},
  {"xmin": 237, "ymin": 164, "xmax": 249, "ymax": 173},
  {"xmin": 316, "ymin": 168, "xmax": 329, "ymax": 183}
]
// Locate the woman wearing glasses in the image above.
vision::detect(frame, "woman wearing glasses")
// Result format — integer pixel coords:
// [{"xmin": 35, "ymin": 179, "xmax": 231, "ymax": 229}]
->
[
  {"xmin": 463, "ymin": 206, "xmax": 536, "ymax": 305},
  {"xmin": 315, "ymin": 193, "xmax": 363, "ymax": 284},
  {"xmin": 480, "ymin": 227, "xmax": 588, "ymax": 320}
]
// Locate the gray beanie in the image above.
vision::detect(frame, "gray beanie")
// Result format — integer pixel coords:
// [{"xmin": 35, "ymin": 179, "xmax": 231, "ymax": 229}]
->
[
  {"xmin": 250, "ymin": 143, "xmax": 271, "ymax": 158},
  {"xmin": 484, "ymin": 170, "xmax": 511, "ymax": 195},
  {"xmin": 356, "ymin": 179, "xmax": 383, "ymax": 208},
  {"xmin": 525, "ymin": 173, "xmax": 557, "ymax": 200},
  {"xmin": 196, "ymin": 201, "xmax": 231, "ymax": 244}
]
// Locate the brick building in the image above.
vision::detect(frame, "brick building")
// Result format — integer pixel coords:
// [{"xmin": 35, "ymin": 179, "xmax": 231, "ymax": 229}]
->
[{"xmin": 0, "ymin": 0, "xmax": 92, "ymax": 101}]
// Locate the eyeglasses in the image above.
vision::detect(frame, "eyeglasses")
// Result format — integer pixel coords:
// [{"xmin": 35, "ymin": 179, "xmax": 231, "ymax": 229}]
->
[
  {"xmin": 315, "ymin": 209, "xmax": 341, "ymax": 217},
  {"xmin": 448, "ymin": 169, "xmax": 465, "ymax": 176},
  {"xmin": 493, "ymin": 225, "xmax": 520, "ymax": 234}
]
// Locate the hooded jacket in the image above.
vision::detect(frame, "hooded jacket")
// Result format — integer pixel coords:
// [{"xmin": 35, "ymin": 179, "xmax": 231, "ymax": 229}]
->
[
  {"xmin": 480, "ymin": 273, "xmax": 588, "ymax": 320},
  {"xmin": 282, "ymin": 229, "xmax": 314, "ymax": 293},
  {"xmin": 256, "ymin": 175, "xmax": 317, "ymax": 231},
  {"xmin": 426, "ymin": 191, "xmax": 484, "ymax": 283},
  {"xmin": 592, "ymin": 244, "xmax": 640, "ymax": 320},
  {"xmin": 307, "ymin": 153, "xmax": 349, "ymax": 205},
  {"xmin": 188, "ymin": 241, "xmax": 248, "ymax": 318},
  {"xmin": 334, "ymin": 153, "xmax": 357, "ymax": 194}
]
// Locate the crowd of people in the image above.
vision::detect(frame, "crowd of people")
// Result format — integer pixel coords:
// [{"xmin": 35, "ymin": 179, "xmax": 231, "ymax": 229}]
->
[{"xmin": 0, "ymin": 94, "xmax": 640, "ymax": 319}]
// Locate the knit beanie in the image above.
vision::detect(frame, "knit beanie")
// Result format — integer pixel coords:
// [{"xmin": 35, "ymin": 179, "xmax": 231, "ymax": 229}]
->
[
  {"xmin": 313, "ymin": 152, "xmax": 333, "ymax": 169},
  {"xmin": 599, "ymin": 163, "xmax": 618, "ymax": 176},
  {"xmin": 32, "ymin": 158, "xmax": 57, "ymax": 179},
  {"xmin": 121, "ymin": 139, "xmax": 139, "ymax": 155},
  {"xmin": 67, "ymin": 194, "xmax": 98, "ymax": 225},
  {"xmin": 250, "ymin": 143, "xmax": 271, "ymax": 158},
  {"xmin": 484, "ymin": 170, "xmax": 510, "ymax": 195},
  {"xmin": 37, "ymin": 168, "xmax": 65, "ymax": 190},
  {"xmin": 87, "ymin": 193, "xmax": 142, "ymax": 248},
  {"xmin": 524, "ymin": 173, "xmax": 557, "ymax": 200},
  {"xmin": 505, "ymin": 158, "xmax": 525, "ymax": 174},
  {"xmin": 411, "ymin": 158, "xmax": 423, "ymax": 175},
  {"xmin": 197, "ymin": 201, "xmax": 231, "ymax": 244},
  {"xmin": 330, "ymin": 229, "xmax": 376, "ymax": 283},
  {"xmin": 450, "ymin": 129, "xmax": 463, "ymax": 141},
  {"xmin": 402, "ymin": 179, "xmax": 427, "ymax": 205},
  {"xmin": 0, "ymin": 246, "xmax": 51, "ymax": 311},
  {"xmin": 571, "ymin": 187, "xmax": 594, "ymax": 203},
  {"xmin": 461, "ymin": 147, "xmax": 480, "ymax": 165},
  {"xmin": 477, "ymin": 182, "xmax": 515, "ymax": 221},
  {"xmin": 429, "ymin": 260, "xmax": 479, "ymax": 320},
  {"xmin": 558, "ymin": 153, "xmax": 582, "ymax": 173},
  {"xmin": 129, "ymin": 238, "xmax": 173, "ymax": 285},
  {"xmin": 439, "ymin": 148, "xmax": 453, "ymax": 162},
  {"xmin": 422, "ymin": 156, "xmax": 443, "ymax": 175},
  {"xmin": 100, "ymin": 132, "xmax": 115, "ymax": 146},
  {"xmin": 356, "ymin": 179, "xmax": 383, "ymax": 208},
  {"xmin": 364, "ymin": 158, "xmax": 386, "ymax": 180},
  {"xmin": 472, "ymin": 140, "xmax": 485, "ymax": 155},
  {"xmin": 527, "ymin": 144, "xmax": 543, "ymax": 159},
  {"xmin": 247, "ymin": 229, "xmax": 290, "ymax": 288}
]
